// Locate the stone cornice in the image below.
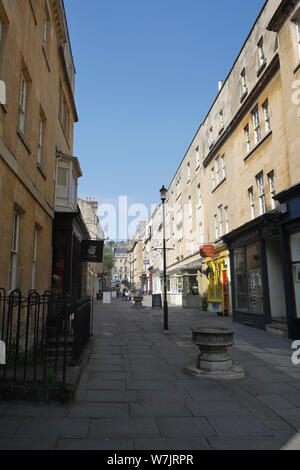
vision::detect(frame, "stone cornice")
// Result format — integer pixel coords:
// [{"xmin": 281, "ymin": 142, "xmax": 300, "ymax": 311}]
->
[
  {"xmin": 49, "ymin": 0, "xmax": 67, "ymax": 45},
  {"xmin": 267, "ymin": 0, "xmax": 299, "ymax": 32}
]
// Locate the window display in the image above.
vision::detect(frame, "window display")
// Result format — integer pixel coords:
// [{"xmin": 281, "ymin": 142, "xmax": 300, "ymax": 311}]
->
[
  {"xmin": 290, "ymin": 232, "xmax": 300, "ymax": 319},
  {"xmin": 234, "ymin": 243, "xmax": 263, "ymax": 313}
]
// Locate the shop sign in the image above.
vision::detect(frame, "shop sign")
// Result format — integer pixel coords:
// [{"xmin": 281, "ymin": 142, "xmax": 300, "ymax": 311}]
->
[
  {"xmin": 81, "ymin": 240, "xmax": 104, "ymax": 263},
  {"xmin": 200, "ymin": 245, "xmax": 215, "ymax": 258}
]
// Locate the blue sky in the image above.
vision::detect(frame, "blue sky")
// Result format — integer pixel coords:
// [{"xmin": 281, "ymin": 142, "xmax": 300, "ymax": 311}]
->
[{"xmin": 64, "ymin": 0, "xmax": 265, "ymax": 237}]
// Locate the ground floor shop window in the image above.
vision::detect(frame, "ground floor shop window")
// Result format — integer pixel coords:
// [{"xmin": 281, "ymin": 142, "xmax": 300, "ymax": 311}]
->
[
  {"xmin": 290, "ymin": 232, "xmax": 300, "ymax": 319},
  {"xmin": 234, "ymin": 242, "xmax": 263, "ymax": 314},
  {"xmin": 184, "ymin": 275, "xmax": 198, "ymax": 296}
]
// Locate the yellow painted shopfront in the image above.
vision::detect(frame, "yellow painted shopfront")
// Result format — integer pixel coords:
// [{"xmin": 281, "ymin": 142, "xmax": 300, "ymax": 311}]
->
[{"xmin": 206, "ymin": 249, "xmax": 230, "ymax": 316}]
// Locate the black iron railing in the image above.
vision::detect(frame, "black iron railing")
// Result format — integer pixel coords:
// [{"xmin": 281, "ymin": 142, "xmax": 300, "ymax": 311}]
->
[{"xmin": 0, "ymin": 289, "xmax": 92, "ymax": 385}]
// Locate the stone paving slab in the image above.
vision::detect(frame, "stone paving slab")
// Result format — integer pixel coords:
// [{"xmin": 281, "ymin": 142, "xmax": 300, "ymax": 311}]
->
[
  {"xmin": 206, "ymin": 415, "xmax": 274, "ymax": 437},
  {"xmin": 134, "ymin": 437, "xmax": 211, "ymax": 450},
  {"xmin": 56, "ymin": 438, "xmax": 135, "ymax": 450},
  {"xmin": 129, "ymin": 402, "xmax": 192, "ymax": 418},
  {"xmin": 14, "ymin": 417, "xmax": 90, "ymax": 439},
  {"xmin": 1, "ymin": 298, "xmax": 300, "ymax": 450},
  {"xmin": 207, "ymin": 436, "xmax": 284, "ymax": 450},
  {"xmin": 0, "ymin": 438, "xmax": 57, "ymax": 450},
  {"xmin": 89, "ymin": 417, "xmax": 160, "ymax": 439}
]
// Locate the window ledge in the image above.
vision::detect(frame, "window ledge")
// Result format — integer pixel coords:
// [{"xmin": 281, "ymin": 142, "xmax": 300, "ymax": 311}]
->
[
  {"xmin": 212, "ymin": 177, "xmax": 226, "ymax": 194},
  {"xmin": 218, "ymin": 126, "xmax": 224, "ymax": 136},
  {"xmin": 244, "ymin": 130, "xmax": 272, "ymax": 162},
  {"xmin": 1, "ymin": 104, "xmax": 8, "ymax": 114},
  {"xmin": 42, "ymin": 45, "xmax": 51, "ymax": 73},
  {"xmin": 257, "ymin": 60, "xmax": 267, "ymax": 78},
  {"xmin": 59, "ymin": 116, "xmax": 70, "ymax": 148},
  {"xmin": 240, "ymin": 89, "xmax": 248, "ymax": 103},
  {"xmin": 294, "ymin": 62, "xmax": 300, "ymax": 74},
  {"xmin": 17, "ymin": 128, "xmax": 32, "ymax": 154},
  {"xmin": 37, "ymin": 163, "xmax": 47, "ymax": 180}
]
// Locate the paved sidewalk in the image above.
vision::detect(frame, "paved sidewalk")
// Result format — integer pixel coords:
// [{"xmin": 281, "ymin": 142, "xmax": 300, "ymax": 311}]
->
[{"xmin": 1, "ymin": 297, "xmax": 300, "ymax": 450}]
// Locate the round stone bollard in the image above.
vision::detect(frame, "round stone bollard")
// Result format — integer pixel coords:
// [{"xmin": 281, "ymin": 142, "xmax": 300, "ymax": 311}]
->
[
  {"xmin": 133, "ymin": 296, "xmax": 144, "ymax": 308},
  {"xmin": 185, "ymin": 327, "xmax": 244, "ymax": 380}
]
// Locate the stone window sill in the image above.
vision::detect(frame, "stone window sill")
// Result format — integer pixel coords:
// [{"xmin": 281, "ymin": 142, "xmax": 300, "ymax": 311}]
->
[
  {"xmin": 257, "ymin": 60, "xmax": 267, "ymax": 78},
  {"xmin": 244, "ymin": 130, "xmax": 272, "ymax": 162},
  {"xmin": 42, "ymin": 45, "xmax": 51, "ymax": 72},
  {"xmin": 1, "ymin": 104, "xmax": 8, "ymax": 114},
  {"xmin": 294, "ymin": 62, "xmax": 300, "ymax": 74},
  {"xmin": 37, "ymin": 163, "xmax": 47, "ymax": 180},
  {"xmin": 240, "ymin": 89, "xmax": 248, "ymax": 103},
  {"xmin": 59, "ymin": 116, "xmax": 70, "ymax": 148},
  {"xmin": 17, "ymin": 128, "xmax": 32, "ymax": 154},
  {"xmin": 212, "ymin": 177, "xmax": 226, "ymax": 194}
]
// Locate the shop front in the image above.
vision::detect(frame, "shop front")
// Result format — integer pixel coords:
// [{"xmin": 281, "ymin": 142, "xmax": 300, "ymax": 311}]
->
[
  {"xmin": 167, "ymin": 258, "xmax": 204, "ymax": 308},
  {"xmin": 223, "ymin": 212, "xmax": 282, "ymax": 331},
  {"xmin": 274, "ymin": 183, "xmax": 300, "ymax": 339},
  {"xmin": 205, "ymin": 247, "xmax": 230, "ymax": 316},
  {"xmin": 52, "ymin": 210, "xmax": 90, "ymax": 299}
]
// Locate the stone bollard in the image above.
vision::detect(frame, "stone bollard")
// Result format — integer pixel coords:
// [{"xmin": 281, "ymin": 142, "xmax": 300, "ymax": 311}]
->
[
  {"xmin": 133, "ymin": 296, "xmax": 144, "ymax": 308},
  {"xmin": 185, "ymin": 327, "xmax": 244, "ymax": 380}
]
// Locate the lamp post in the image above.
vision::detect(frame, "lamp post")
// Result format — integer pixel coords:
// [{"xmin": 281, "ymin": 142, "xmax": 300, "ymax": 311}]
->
[{"xmin": 160, "ymin": 185, "xmax": 168, "ymax": 331}]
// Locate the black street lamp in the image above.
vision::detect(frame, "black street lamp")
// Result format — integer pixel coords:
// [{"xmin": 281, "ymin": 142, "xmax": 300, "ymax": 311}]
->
[{"xmin": 160, "ymin": 185, "xmax": 169, "ymax": 331}]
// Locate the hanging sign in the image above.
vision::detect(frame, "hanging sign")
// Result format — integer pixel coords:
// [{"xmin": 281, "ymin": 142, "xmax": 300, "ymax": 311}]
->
[
  {"xmin": 81, "ymin": 240, "xmax": 104, "ymax": 263},
  {"xmin": 200, "ymin": 245, "xmax": 215, "ymax": 258}
]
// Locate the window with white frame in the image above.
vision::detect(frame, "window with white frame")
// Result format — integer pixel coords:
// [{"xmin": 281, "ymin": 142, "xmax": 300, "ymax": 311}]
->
[
  {"xmin": 257, "ymin": 37, "xmax": 265, "ymax": 68},
  {"xmin": 216, "ymin": 156, "xmax": 221, "ymax": 184},
  {"xmin": 18, "ymin": 73, "xmax": 27, "ymax": 134},
  {"xmin": 190, "ymin": 229, "xmax": 194, "ymax": 254},
  {"xmin": 249, "ymin": 187, "xmax": 255, "ymax": 220},
  {"xmin": 9, "ymin": 212, "xmax": 20, "ymax": 291},
  {"xmin": 224, "ymin": 206, "xmax": 229, "ymax": 234},
  {"xmin": 268, "ymin": 170, "xmax": 276, "ymax": 209},
  {"xmin": 211, "ymin": 167, "xmax": 215, "ymax": 189},
  {"xmin": 199, "ymin": 221, "xmax": 204, "ymax": 245},
  {"xmin": 244, "ymin": 124, "xmax": 251, "ymax": 152},
  {"xmin": 59, "ymin": 80, "xmax": 70, "ymax": 139},
  {"xmin": 37, "ymin": 117, "xmax": 43, "ymax": 166},
  {"xmin": 218, "ymin": 205, "xmax": 223, "ymax": 237},
  {"xmin": 252, "ymin": 106, "xmax": 261, "ymax": 144},
  {"xmin": 241, "ymin": 69, "xmax": 247, "ymax": 97},
  {"xmin": 196, "ymin": 146, "xmax": 200, "ymax": 169},
  {"xmin": 197, "ymin": 183, "xmax": 202, "ymax": 207},
  {"xmin": 188, "ymin": 196, "xmax": 192, "ymax": 218},
  {"xmin": 187, "ymin": 162, "xmax": 191, "ymax": 183},
  {"xmin": 221, "ymin": 155, "xmax": 226, "ymax": 179},
  {"xmin": 32, "ymin": 228, "xmax": 38, "ymax": 289},
  {"xmin": 263, "ymin": 99, "xmax": 271, "ymax": 133},
  {"xmin": 219, "ymin": 109, "xmax": 224, "ymax": 132},
  {"xmin": 209, "ymin": 126, "xmax": 214, "ymax": 148},
  {"xmin": 214, "ymin": 214, "xmax": 218, "ymax": 240},
  {"xmin": 296, "ymin": 17, "xmax": 300, "ymax": 59},
  {"xmin": 256, "ymin": 172, "xmax": 266, "ymax": 215}
]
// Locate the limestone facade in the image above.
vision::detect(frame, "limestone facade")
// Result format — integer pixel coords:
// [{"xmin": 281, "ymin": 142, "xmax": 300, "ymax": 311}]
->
[{"xmin": 0, "ymin": 0, "xmax": 77, "ymax": 294}]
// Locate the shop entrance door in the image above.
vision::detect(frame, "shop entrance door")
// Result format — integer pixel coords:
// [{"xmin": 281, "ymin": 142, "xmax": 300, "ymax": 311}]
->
[{"xmin": 223, "ymin": 270, "xmax": 229, "ymax": 315}]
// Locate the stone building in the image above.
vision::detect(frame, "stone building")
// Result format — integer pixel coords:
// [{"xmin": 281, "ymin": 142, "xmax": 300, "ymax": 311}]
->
[
  {"xmin": 77, "ymin": 198, "xmax": 105, "ymax": 300},
  {"xmin": 0, "ymin": 0, "xmax": 81, "ymax": 295},
  {"xmin": 146, "ymin": 0, "xmax": 300, "ymax": 338},
  {"xmin": 128, "ymin": 222, "xmax": 148, "ymax": 292}
]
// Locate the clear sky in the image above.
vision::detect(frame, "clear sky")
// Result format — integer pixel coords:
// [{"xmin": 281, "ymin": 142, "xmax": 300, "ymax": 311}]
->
[{"xmin": 64, "ymin": 0, "xmax": 265, "ymax": 238}]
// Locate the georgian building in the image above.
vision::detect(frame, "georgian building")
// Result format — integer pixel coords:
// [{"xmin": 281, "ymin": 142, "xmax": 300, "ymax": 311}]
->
[
  {"xmin": 0, "ymin": 0, "xmax": 84, "ymax": 296},
  {"xmin": 146, "ymin": 0, "xmax": 300, "ymax": 339}
]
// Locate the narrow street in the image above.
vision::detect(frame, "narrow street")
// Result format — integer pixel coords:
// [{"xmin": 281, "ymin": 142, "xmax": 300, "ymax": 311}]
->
[{"xmin": 1, "ymin": 298, "xmax": 300, "ymax": 450}]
